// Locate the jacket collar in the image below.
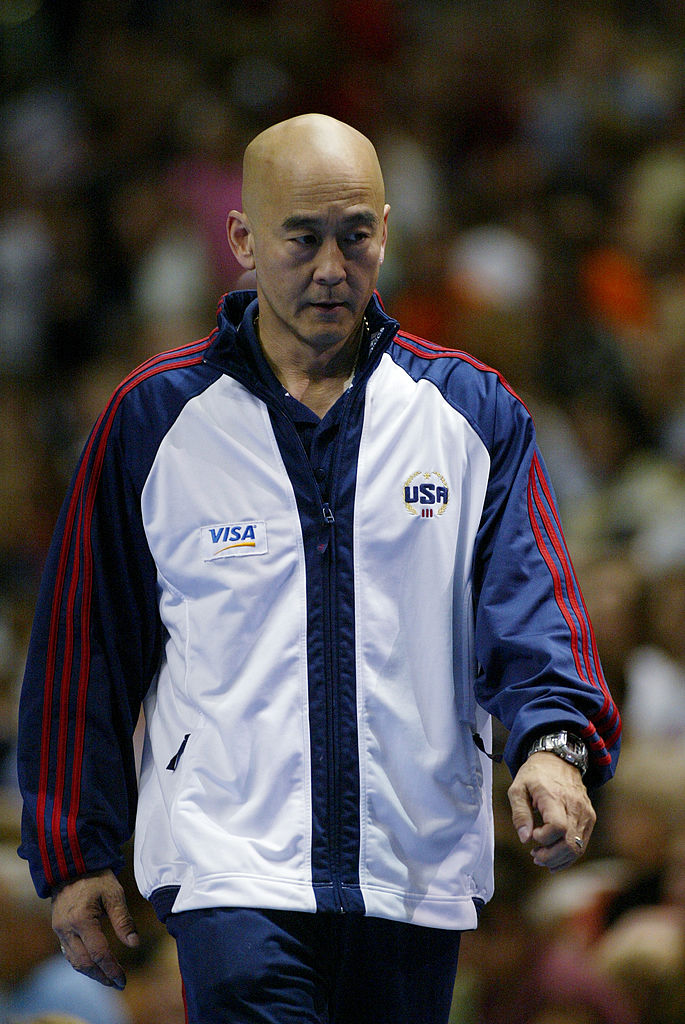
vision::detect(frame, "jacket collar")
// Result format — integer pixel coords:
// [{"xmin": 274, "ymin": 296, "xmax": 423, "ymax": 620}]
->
[{"xmin": 204, "ymin": 290, "xmax": 399, "ymax": 386}]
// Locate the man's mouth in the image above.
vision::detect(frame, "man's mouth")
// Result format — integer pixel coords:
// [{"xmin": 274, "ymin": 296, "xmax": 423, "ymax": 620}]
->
[{"xmin": 310, "ymin": 300, "xmax": 348, "ymax": 316}]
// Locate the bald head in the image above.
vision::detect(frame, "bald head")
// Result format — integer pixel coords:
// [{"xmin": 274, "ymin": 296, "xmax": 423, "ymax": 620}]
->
[
  {"xmin": 241, "ymin": 114, "xmax": 386, "ymax": 225},
  {"xmin": 226, "ymin": 113, "xmax": 390, "ymax": 362}
]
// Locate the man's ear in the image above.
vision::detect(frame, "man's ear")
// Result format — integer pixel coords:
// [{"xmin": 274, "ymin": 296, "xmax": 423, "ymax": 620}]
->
[
  {"xmin": 379, "ymin": 203, "xmax": 390, "ymax": 265},
  {"xmin": 227, "ymin": 211, "xmax": 256, "ymax": 270}
]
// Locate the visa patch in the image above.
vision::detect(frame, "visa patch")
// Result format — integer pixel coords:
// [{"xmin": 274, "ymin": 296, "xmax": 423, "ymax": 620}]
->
[{"xmin": 202, "ymin": 521, "xmax": 268, "ymax": 560}]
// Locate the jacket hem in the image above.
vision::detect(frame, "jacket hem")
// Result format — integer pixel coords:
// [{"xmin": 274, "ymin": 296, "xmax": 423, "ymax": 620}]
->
[
  {"xmin": 149, "ymin": 884, "xmax": 181, "ymax": 922},
  {"xmin": 148, "ymin": 876, "xmax": 486, "ymax": 931},
  {"xmin": 361, "ymin": 885, "xmax": 484, "ymax": 930}
]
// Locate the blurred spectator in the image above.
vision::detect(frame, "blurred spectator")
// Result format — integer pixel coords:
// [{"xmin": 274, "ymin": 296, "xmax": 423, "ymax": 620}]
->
[
  {"xmin": 662, "ymin": 825, "xmax": 685, "ymax": 911},
  {"xmin": 445, "ymin": 220, "xmax": 544, "ymax": 391},
  {"xmin": 164, "ymin": 89, "xmax": 246, "ymax": 295},
  {"xmin": 623, "ymin": 508, "xmax": 685, "ymax": 737},
  {"xmin": 596, "ymin": 906, "xmax": 685, "ymax": 1024},
  {"xmin": 599, "ymin": 740, "xmax": 685, "ymax": 925},
  {"xmin": 0, "ymin": 380, "xmax": 62, "ymax": 601},
  {"xmin": 571, "ymin": 548, "xmax": 644, "ymax": 715},
  {"xmin": 0, "ymin": 203, "xmax": 53, "ymax": 375},
  {"xmin": 21, "ymin": 1016, "xmax": 90, "ymax": 1024}
]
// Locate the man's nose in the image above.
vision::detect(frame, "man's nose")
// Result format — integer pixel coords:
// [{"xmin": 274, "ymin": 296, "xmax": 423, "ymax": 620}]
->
[{"xmin": 313, "ymin": 239, "xmax": 346, "ymax": 285}]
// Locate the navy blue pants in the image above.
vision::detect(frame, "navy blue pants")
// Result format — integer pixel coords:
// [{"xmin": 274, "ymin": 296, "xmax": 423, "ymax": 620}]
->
[{"xmin": 166, "ymin": 907, "xmax": 461, "ymax": 1023}]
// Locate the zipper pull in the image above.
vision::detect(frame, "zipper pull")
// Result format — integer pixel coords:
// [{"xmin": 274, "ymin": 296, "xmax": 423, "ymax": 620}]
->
[{"xmin": 318, "ymin": 504, "xmax": 335, "ymax": 552}]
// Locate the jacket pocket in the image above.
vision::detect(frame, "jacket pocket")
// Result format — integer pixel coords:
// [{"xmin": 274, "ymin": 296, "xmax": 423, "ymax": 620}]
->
[{"xmin": 166, "ymin": 733, "xmax": 190, "ymax": 771}]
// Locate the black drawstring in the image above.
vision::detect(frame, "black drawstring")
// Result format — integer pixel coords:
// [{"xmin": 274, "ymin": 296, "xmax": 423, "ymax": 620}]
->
[{"xmin": 472, "ymin": 732, "xmax": 503, "ymax": 763}]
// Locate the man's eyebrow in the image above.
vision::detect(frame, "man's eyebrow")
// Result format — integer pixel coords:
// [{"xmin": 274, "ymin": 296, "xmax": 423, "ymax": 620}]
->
[
  {"xmin": 281, "ymin": 215, "xmax": 320, "ymax": 232},
  {"xmin": 281, "ymin": 211, "xmax": 380, "ymax": 232},
  {"xmin": 345, "ymin": 210, "xmax": 380, "ymax": 229}
]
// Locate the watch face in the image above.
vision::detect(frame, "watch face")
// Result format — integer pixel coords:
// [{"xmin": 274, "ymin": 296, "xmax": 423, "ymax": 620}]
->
[{"xmin": 560, "ymin": 738, "xmax": 588, "ymax": 771}]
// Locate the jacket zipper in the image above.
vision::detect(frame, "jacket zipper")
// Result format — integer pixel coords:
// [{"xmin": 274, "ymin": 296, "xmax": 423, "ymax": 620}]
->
[
  {"xmin": 231, "ymin": 378, "xmax": 349, "ymax": 911},
  {"xmin": 321, "ymin": 386, "xmax": 359, "ymax": 913},
  {"xmin": 205, "ymin": 330, "xmax": 391, "ymax": 913},
  {"xmin": 319, "ymin": 499, "xmax": 343, "ymax": 911},
  {"xmin": 286, "ymin": 388, "xmax": 358, "ymax": 915}
]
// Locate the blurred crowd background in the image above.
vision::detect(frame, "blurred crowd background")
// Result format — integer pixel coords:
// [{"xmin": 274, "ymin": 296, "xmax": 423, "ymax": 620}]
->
[{"xmin": 2, "ymin": 0, "xmax": 685, "ymax": 1021}]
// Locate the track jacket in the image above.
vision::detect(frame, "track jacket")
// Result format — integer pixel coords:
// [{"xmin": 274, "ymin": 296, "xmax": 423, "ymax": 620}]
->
[{"xmin": 18, "ymin": 291, "xmax": 621, "ymax": 931}]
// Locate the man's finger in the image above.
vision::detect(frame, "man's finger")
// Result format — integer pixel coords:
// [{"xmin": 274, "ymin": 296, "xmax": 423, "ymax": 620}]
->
[
  {"xmin": 58, "ymin": 932, "xmax": 117, "ymax": 988},
  {"xmin": 78, "ymin": 918, "xmax": 128, "ymax": 990},
  {"xmin": 532, "ymin": 836, "xmax": 580, "ymax": 870},
  {"xmin": 532, "ymin": 843, "xmax": 576, "ymax": 871},
  {"xmin": 531, "ymin": 821, "xmax": 591, "ymax": 870},
  {"xmin": 531, "ymin": 820, "xmax": 566, "ymax": 848}
]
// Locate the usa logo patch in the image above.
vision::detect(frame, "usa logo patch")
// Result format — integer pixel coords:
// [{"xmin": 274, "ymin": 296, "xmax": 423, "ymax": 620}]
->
[
  {"xmin": 404, "ymin": 471, "xmax": 450, "ymax": 518},
  {"xmin": 202, "ymin": 521, "xmax": 268, "ymax": 560}
]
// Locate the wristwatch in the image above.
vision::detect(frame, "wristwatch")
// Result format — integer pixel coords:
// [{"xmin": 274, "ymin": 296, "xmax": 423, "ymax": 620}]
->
[{"xmin": 527, "ymin": 730, "xmax": 588, "ymax": 777}]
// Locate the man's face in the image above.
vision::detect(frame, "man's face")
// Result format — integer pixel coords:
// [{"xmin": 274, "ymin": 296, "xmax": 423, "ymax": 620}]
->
[{"xmin": 247, "ymin": 155, "xmax": 389, "ymax": 355}]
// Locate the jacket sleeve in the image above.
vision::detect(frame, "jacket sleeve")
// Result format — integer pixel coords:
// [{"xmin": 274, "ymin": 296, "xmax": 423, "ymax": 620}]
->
[
  {"xmin": 471, "ymin": 381, "xmax": 621, "ymax": 786},
  {"xmin": 17, "ymin": 397, "xmax": 162, "ymax": 898}
]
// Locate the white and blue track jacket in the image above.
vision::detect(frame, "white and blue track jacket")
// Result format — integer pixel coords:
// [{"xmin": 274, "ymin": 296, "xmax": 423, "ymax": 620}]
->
[{"xmin": 18, "ymin": 291, "xmax": 620, "ymax": 931}]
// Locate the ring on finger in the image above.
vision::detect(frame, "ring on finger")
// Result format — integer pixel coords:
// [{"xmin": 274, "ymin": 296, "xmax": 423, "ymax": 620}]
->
[{"xmin": 574, "ymin": 835, "xmax": 584, "ymax": 850}]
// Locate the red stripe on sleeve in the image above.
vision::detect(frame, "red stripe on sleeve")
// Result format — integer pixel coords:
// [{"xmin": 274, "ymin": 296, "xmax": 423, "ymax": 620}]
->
[
  {"xmin": 532, "ymin": 456, "xmax": 620, "ymax": 742},
  {"xmin": 527, "ymin": 468, "xmax": 588, "ymax": 685},
  {"xmin": 529, "ymin": 456, "xmax": 621, "ymax": 746},
  {"xmin": 530, "ymin": 455, "xmax": 596, "ymax": 684}
]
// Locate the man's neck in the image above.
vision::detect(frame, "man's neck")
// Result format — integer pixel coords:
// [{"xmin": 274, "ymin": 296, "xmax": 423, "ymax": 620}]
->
[{"xmin": 257, "ymin": 318, "xmax": 365, "ymax": 418}]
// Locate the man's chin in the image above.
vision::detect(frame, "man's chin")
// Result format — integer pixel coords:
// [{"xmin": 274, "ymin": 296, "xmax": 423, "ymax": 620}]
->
[{"xmin": 301, "ymin": 311, "xmax": 358, "ymax": 347}]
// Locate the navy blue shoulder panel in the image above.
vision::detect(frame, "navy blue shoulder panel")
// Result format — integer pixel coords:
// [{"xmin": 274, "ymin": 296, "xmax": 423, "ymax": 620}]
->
[
  {"xmin": 387, "ymin": 330, "xmax": 533, "ymax": 455},
  {"xmin": 107, "ymin": 333, "xmax": 223, "ymax": 494}
]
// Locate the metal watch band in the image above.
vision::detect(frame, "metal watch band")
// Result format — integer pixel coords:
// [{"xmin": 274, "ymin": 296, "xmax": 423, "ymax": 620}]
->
[{"xmin": 527, "ymin": 730, "xmax": 588, "ymax": 777}]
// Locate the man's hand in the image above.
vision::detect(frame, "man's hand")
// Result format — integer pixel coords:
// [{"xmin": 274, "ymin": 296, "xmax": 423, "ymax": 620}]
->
[
  {"xmin": 508, "ymin": 752, "xmax": 596, "ymax": 871},
  {"xmin": 51, "ymin": 868, "xmax": 140, "ymax": 989}
]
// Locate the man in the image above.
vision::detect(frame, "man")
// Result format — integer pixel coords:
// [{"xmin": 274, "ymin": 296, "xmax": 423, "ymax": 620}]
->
[{"xmin": 18, "ymin": 114, "xmax": 620, "ymax": 1023}]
